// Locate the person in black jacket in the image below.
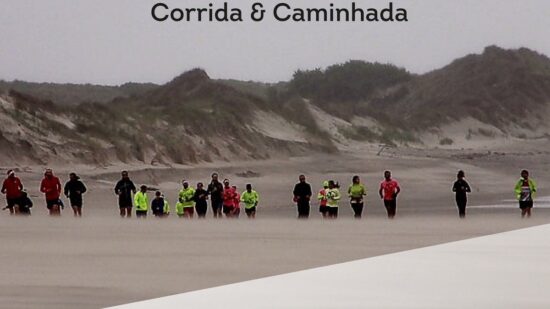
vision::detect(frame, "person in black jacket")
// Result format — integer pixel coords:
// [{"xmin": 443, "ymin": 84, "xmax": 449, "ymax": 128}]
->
[
  {"xmin": 194, "ymin": 182, "xmax": 208, "ymax": 218},
  {"xmin": 18, "ymin": 191, "xmax": 33, "ymax": 216},
  {"xmin": 207, "ymin": 173, "xmax": 224, "ymax": 218},
  {"xmin": 293, "ymin": 175, "xmax": 312, "ymax": 219},
  {"xmin": 151, "ymin": 191, "xmax": 165, "ymax": 217},
  {"xmin": 452, "ymin": 170, "xmax": 471, "ymax": 218},
  {"xmin": 114, "ymin": 171, "xmax": 136, "ymax": 218},
  {"xmin": 64, "ymin": 173, "xmax": 87, "ymax": 217}
]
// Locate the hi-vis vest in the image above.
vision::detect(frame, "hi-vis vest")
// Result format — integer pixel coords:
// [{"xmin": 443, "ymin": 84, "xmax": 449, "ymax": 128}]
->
[{"xmin": 134, "ymin": 192, "xmax": 148, "ymax": 211}]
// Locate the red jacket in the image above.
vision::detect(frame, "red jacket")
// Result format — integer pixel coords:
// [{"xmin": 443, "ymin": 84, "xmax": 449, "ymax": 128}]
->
[
  {"xmin": 40, "ymin": 176, "xmax": 62, "ymax": 201},
  {"xmin": 223, "ymin": 187, "xmax": 237, "ymax": 207},
  {"xmin": 2, "ymin": 177, "xmax": 23, "ymax": 199}
]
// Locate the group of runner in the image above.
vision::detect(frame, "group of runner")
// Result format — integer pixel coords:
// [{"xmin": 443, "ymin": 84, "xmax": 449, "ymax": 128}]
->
[
  {"xmin": 115, "ymin": 172, "xmax": 260, "ymax": 219},
  {"xmin": 0, "ymin": 168, "xmax": 539, "ymax": 219}
]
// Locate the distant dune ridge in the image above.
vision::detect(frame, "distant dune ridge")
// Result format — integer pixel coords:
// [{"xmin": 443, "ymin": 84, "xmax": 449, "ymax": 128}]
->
[{"xmin": 0, "ymin": 45, "xmax": 549, "ymax": 165}]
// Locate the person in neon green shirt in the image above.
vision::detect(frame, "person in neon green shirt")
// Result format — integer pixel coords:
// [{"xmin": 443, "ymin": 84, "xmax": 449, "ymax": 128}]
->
[
  {"xmin": 241, "ymin": 184, "xmax": 259, "ymax": 219},
  {"xmin": 177, "ymin": 180, "xmax": 195, "ymax": 218},
  {"xmin": 326, "ymin": 180, "xmax": 341, "ymax": 219},
  {"xmin": 163, "ymin": 195, "xmax": 170, "ymax": 216},
  {"xmin": 134, "ymin": 185, "xmax": 149, "ymax": 218},
  {"xmin": 514, "ymin": 170, "xmax": 537, "ymax": 218},
  {"xmin": 348, "ymin": 175, "xmax": 367, "ymax": 219}
]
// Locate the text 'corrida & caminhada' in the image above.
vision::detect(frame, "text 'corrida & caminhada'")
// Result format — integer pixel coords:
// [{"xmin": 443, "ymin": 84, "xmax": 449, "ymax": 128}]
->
[{"xmin": 151, "ymin": 2, "xmax": 408, "ymax": 23}]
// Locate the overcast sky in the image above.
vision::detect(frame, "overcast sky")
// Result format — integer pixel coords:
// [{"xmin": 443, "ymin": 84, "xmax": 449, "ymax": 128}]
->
[{"xmin": 1, "ymin": 0, "xmax": 549, "ymax": 85}]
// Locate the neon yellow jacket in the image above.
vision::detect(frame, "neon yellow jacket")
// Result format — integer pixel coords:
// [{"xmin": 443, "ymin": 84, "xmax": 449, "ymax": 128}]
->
[
  {"xmin": 164, "ymin": 199, "xmax": 170, "ymax": 215},
  {"xmin": 514, "ymin": 178, "xmax": 537, "ymax": 200},
  {"xmin": 134, "ymin": 191, "xmax": 148, "ymax": 211},
  {"xmin": 326, "ymin": 188, "xmax": 341, "ymax": 207},
  {"xmin": 348, "ymin": 183, "xmax": 367, "ymax": 199},
  {"xmin": 177, "ymin": 188, "xmax": 195, "ymax": 215},
  {"xmin": 241, "ymin": 190, "xmax": 259, "ymax": 209}
]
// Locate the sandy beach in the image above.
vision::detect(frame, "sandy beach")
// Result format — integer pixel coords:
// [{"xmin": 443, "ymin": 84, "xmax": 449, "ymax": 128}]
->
[{"xmin": 1, "ymin": 144, "xmax": 549, "ymax": 308}]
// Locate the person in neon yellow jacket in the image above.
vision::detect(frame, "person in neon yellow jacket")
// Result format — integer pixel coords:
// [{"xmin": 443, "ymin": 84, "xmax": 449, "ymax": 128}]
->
[
  {"xmin": 241, "ymin": 184, "xmax": 259, "ymax": 219},
  {"xmin": 134, "ymin": 185, "xmax": 149, "ymax": 218},
  {"xmin": 326, "ymin": 180, "xmax": 341, "ymax": 219},
  {"xmin": 163, "ymin": 197, "xmax": 170, "ymax": 216},
  {"xmin": 514, "ymin": 170, "xmax": 537, "ymax": 218},
  {"xmin": 177, "ymin": 180, "xmax": 195, "ymax": 218}
]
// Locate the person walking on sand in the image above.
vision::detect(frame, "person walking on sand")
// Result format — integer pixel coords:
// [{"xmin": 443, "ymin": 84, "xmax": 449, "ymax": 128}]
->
[
  {"xmin": 515, "ymin": 170, "xmax": 537, "ymax": 218},
  {"xmin": 134, "ymin": 185, "xmax": 149, "ymax": 218},
  {"xmin": 293, "ymin": 175, "xmax": 312, "ymax": 219},
  {"xmin": 2, "ymin": 169, "xmax": 24, "ymax": 215},
  {"xmin": 241, "ymin": 184, "xmax": 259, "ymax": 219},
  {"xmin": 326, "ymin": 180, "xmax": 341, "ymax": 219},
  {"xmin": 177, "ymin": 180, "xmax": 195, "ymax": 218},
  {"xmin": 452, "ymin": 170, "xmax": 471, "ymax": 218},
  {"xmin": 17, "ymin": 190, "xmax": 33, "ymax": 216},
  {"xmin": 379, "ymin": 171, "xmax": 401, "ymax": 219},
  {"xmin": 193, "ymin": 182, "xmax": 208, "ymax": 218},
  {"xmin": 64, "ymin": 173, "xmax": 87, "ymax": 217},
  {"xmin": 348, "ymin": 176, "xmax": 367, "ymax": 219},
  {"xmin": 207, "ymin": 173, "xmax": 224, "ymax": 218},
  {"xmin": 232, "ymin": 185, "xmax": 241, "ymax": 218},
  {"xmin": 114, "ymin": 171, "xmax": 137, "ymax": 218},
  {"xmin": 40, "ymin": 169, "xmax": 62, "ymax": 216},
  {"xmin": 222, "ymin": 179, "xmax": 237, "ymax": 218},
  {"xmin": 151, "ymin": 191, "xmax": 166, "ymax": 218},
  {"xmin": 317, "ymin": 181, "xmax": 329, "ymax": 218}
]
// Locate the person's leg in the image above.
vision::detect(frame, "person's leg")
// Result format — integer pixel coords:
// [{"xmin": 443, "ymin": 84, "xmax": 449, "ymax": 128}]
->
[
  {"xmin": 391, "ymin": 200, "xmax": 397, "ymax": 219},
  {"xmin": 72, "ymin": 206, "xmax": 78, "ymax": 217},
  {"xmin": 384, "ymin": 200, "xmax": 391, "ymax": 218},
  {"xmin": 77, "ymin": 206, "xmax": 82, "ymax": 217},
  {"xmin": 527, "ymin": 207, "xmax": 532, "ymax": 218}
]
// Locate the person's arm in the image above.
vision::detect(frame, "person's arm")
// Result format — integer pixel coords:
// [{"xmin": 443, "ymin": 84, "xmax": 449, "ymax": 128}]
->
[
  {"xmin": 452, "ymin": 181, "xmax": 457, "ymax": 193},
  {"xmin": 347, "ymin": 186, "xmax": 352, "ymax": 197},
  {"xmin": 306, "ymin": 184, "xmax": 312, "ymax": 200},
  {"xmin": 465, "ymin": 181, "xmax": 471, "ymax": 193},
  {"xmin": 333, "ymin": 189, "xmax": 341, "ymax": 201},
  {"xmin": 114, "ymin": 181, "xmax": 121, "ymax": 195},
  {"xmin": 64, "ymin": 182, "xmax": 70, "ymax": 198},
  {"xmin": 40, "ymin": 180, "xmax": 46, "ymax": 193},
  {"xmin": 362, "ymin": 185, "xmax": 367, "ymax": 197},
  {"xmin": 255, "ymin": 192, "xmax": 259, "ymax": 206},
  {"xmin": 18, "ymin": 179, "xmax": 24, "ymax": 192},
  {"xmin": 395, "ymin": 184, "xmax": 401, "ymax": 197},
  {"xmin": 130, "ymin": 182, "xmax": 137, "ymax": 194},
  {"xmin": 531, "ymin": 179, "xmax": 537, "ymax": 198},
  {"xmin": 80, "ymin": 182, "xmax": 87, "ymax": 194},
  {"xmin": 1, "ymin": 180, "xmax": 6, "ymax": 194},
  {"xmin": 56, "ymin": 178, "xmax": 62, "ymax": 195},
  {"xmin": 514, "ymin": 180, "xmax": 522, "ymax": 200},
  {"xmin": 379, "ymin": 183, "xmax": 384, "ymax": 199}
]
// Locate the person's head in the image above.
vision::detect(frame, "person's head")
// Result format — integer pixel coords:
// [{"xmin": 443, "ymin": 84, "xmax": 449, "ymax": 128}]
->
[
  {"xmin": 121, "ymin": 171, "xmax": 129, "ymax": 180},
  {"xmin": 7, "ymin": 169, "xmax": 15, "ymax": 178},
  {"xmin": 44, "ymin": 168, "xmax": 53, "ymax": 178},
  {"xmin": 223, "ymin": 179, "xmax": 230, "ymax": 188},
  {"xmin": 352, "ymin": 175, "xmax": 360, "ymax": 184},
  {"xmin": 328, "ymin": 180, "xmax": 335, "ymax": 189},
  {"xmin": 384, "ymin": 171, "xmax": 392, "ymax": 181},
  {"xmin": 155, "ymin": 191, "xmax": 161, "ymax": 198},
  {"xmin": 521, "ymin": 170, "xmax": 529, "ymax": 180},
  {"xmin": 21, "ymin": 190, "xmax": 28, "ymax": 198},
  {"xmin": 299, "ymin": 175, "xmax": 306, "ymax": 183},
  {"xmin": 232, "ymin": 185, "xmax": 237, "ymax": 190},
  {"xmin": 457, "ymin": 170, "xmax": 465, "ymax": 180},
  {"xmin": 197, "ymin": 182, "xmax": 203, "ymax": 190},
  {"xmin": 69, "ymin": 172, "xmax": 79, "ymax": 181},
  {"xmin": 246, "ymin": 183, "xmax": 252, "ymax": 192},
  {"xmin": 211, "ymin": 173, "xmax": 219, "ymax": 182},
  {"xmin": 323, "ymin": 181, "xmax": 329, "ymax": 189},
  {"xmin": 140, "ymin": 185, "xmax": 147, "ymax": 193},
  {"xmin": 182, "ymin": 180, "xmax": 189, "ymax": 189}
]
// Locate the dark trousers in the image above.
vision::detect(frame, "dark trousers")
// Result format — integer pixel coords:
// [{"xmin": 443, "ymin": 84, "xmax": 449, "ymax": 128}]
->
[
  {"xmin": 297, "ymin": 200, "xmax": 310, "ymax": 219},
  {"xmin": 456, "ymin": 197, "xmax": 467, "ymax": 218},
  {"xmin": 136, "ymin": 210, "xmax": 147, "ymax": 218},
  {"xmin": 196, "ymin": 202, "xmax": 208, "ymax": 217},
  {"xmin": 351, "ymin": 202, "xmax": 364, "ymax": 218},
  {"xmin": 384, "ymin": 199, "xmax": 397, "ymax": 218}
]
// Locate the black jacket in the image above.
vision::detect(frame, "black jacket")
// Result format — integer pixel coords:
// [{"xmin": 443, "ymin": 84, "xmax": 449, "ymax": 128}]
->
[
  {"xmin": 293, "ymin": 182, "xmax": 312, "ymax": 200},
  {"xmin": 115, "ymin": 179, "xmax": 136, "ymax": 201},
  {"xmin": 64, "ymin": 179, "xmax": 87, "ymax": 199}
]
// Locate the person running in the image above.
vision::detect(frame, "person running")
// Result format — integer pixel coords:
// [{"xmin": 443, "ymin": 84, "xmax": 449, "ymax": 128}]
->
[
  {"xmin": 134, "ymin": 185, "xmax": 149, "ymax": 218},
  {"xmin": 177, "ymin": 180, "xmax": 195, "ymax": 218},
  {"xmin": 114, "ymin": 171, "xmax": 137, "ymax": 218},
  {"xmin": 515, "ymin": 170, "xmax": 537, "ymax": 218},
  {"xmin": 452, "ymin": 170, "xmax": 471, "ymax": 218},
  {"xmin": 151, "ymin": 191, "xmax": 166, "ymax": 217},
  {"xmin": 317, "ymin": 181, "xmax": 329, "ymax": 218},
  {"xmin": 1, "ymin": 169, "xmax": 24, "ymax": 215},
  {"xmin": 241, "ymin": 184, "xmax": 259, "ymax": 219},
  {"xmin": 17, "ymin": 191, "xmax": 33, "ymax": 216},
  {"xmin": 193, "ymin": 182, "xmax": 208, "ymax": 218},
  {"xmin": 293, "ymin": 175, "xmax": 312, "ymax": 219},
  {"xmin": 40, "ymin": 169, "xmax": 62, "ymax": 216},
  {"xmin": 379, "ymin": 171, "xmax": 401, "ymax": 219},
  {"xmin": 64, "ymin": 172, "xmax": 87, "ymax": 217},
  {"xmin": 326, "ymin": 180, "xmax": 341, "ymax": 219},
  {"xmin": 348, "ymin": 176, "xmax": 367, "ymax": 219},
  {"xmin": 222, "ymin": 179, "xmax": 237, "ymax": 218},
  {"xmin": 207, "ymin": 173, "xmax": 224, "ymax": 218},
  {"xmin": 163, "ymin": 195, "xmax": 171, "ymax": 217},
  {"xmin": 232, "ymin": 185, "xmax": 241, "ymax": 218}
]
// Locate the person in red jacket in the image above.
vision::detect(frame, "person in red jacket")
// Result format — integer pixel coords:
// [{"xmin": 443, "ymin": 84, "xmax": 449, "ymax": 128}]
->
[
  {"xmin": 40, "ymin": 169, "xmax": 62, "ymax": 216},
  {"xmin": 1, "ymin": 169, "xmax": 24, "ymax": 215},
  {"xmin": 222, "ymin": 179, "xmax": 237, "ymax": 218},
  {"xmin": 231, "ymin": 185, "xmax": 241, "ymax": 218}
]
